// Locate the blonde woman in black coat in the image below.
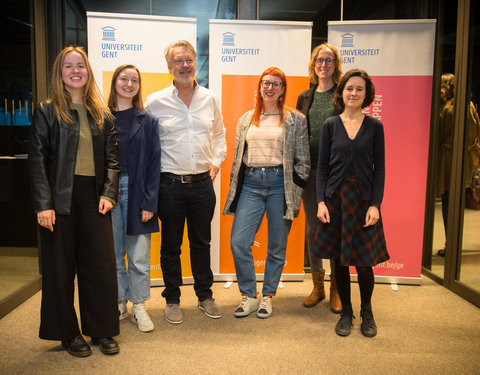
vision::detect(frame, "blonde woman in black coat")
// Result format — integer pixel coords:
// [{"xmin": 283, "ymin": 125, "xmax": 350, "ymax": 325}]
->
[{"xmin": 29, "ymin": 46, "xmax": 120, "ymax": 357}]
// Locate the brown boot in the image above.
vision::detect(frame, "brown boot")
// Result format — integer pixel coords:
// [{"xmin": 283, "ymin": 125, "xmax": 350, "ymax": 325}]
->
[
  {"xmin": 303, "ymin": 271, "xmax": 326, "ymax": 307},
  {"xmin": 329, "ymin": 276, "xmax": 342, "ymax": 314}
]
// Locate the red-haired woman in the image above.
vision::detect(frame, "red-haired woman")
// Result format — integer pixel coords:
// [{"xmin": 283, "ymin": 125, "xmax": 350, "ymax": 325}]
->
[{"xmin": 224, "ymin": 67, "xmax": 310, "ymax": 319}]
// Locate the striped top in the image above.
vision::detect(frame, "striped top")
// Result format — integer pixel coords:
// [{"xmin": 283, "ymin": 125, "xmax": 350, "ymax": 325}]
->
[{"xmin": 244, "ymin": 121, "xmax": 284, "ymax": 167}]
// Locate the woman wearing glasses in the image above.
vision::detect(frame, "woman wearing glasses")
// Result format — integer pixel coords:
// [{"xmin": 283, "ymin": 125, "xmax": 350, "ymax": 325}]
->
[
  {"xmin": 296, "ymin": 43, "xmax": 342, "ymax": 313},
  {"xmin": 224, "ymin": 67, "xmax": 310, "ymax": 319}
]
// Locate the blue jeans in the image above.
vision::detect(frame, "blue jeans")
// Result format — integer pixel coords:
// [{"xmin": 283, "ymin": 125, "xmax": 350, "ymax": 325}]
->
[
  {"xmin": 230, "ymin": 166, "xmax": 292, "ymax": 297},
  {"xmin": 112, "ymin": 172, "xmax": 151, "ymax": 303}
]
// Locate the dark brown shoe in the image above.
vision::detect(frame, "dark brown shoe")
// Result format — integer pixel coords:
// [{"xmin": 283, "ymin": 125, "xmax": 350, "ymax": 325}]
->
[
  {"xmin": 303, "ymin": 271, "xmax": 326, "ymax": 307},
  {"xmin": 61, "ymin": 335, "xmax": 92, "ymax": 358},
  {"xmin": 329, "ymin": 276, "xmax": 342, "ymax": 314},
  {"xmin": 91, "ymin": 337, "xmax": 119, "ymax": 355}
]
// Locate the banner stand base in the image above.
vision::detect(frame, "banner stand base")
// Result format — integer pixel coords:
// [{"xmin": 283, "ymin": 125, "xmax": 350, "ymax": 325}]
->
[
  {"xmin": 150, "ymin": 274, "xmax": 421, "ymax": 287},
  {"xmin": 213, "ymin": 273, "xmax": 305, "ymax": 282},
  {"xmin": 349, "ymin": 275, "xmax": 422, "ymax": 286}
]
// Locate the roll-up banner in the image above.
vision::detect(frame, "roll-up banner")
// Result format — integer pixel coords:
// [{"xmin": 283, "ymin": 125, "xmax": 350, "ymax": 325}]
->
[
  {"xmin": 87, "ymin": 11, "xmax": 197, "ymax": 285},
  {"xmin": 328, "ymin": 20, "xmax": 436, "ymax": 284},
  {"xmin": 209, "ymin": 20, "xmax": 312, "ymax": 281}
]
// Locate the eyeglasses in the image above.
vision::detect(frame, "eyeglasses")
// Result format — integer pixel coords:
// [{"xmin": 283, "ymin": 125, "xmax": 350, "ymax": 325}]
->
[
  {"xmin": 315, "ymin": 58, "xmax": 335, "ymax": 66},
  {"xmin": 173, "ymin": 59, "xmax": 194, "ymax": 66},
  {"xmin": 261, "ymin": 80, "xmax": 283, "ymax": 89}
]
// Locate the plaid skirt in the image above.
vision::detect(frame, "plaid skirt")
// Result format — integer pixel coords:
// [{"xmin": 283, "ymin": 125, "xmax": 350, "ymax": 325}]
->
[{"xmin": 313, "ymin": 176, "xmax": 389, "ymax": 267}]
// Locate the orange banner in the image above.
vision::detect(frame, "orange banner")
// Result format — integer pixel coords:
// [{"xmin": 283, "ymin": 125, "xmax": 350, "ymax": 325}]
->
[{"xmin": 219, "ymin": 74, "xmax": 310, "ymax": 277}]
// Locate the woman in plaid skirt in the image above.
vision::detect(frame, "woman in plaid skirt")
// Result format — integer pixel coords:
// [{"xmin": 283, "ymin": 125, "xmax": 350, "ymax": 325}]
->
[{"xmin": 315, "ymin": 69, "xmax": 389, "ymax": 338}]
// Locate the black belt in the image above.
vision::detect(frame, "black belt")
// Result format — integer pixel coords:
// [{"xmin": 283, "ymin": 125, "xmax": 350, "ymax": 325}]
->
[{"xmin": 161, "ymin": 171, "xmax": 210, "ymax": 183}]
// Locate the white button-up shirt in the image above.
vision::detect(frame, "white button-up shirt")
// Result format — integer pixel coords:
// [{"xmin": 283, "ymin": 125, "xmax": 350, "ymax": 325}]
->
[{"xmin": 145, "ymin": 82, "xmax": 227, "ymax": 175}]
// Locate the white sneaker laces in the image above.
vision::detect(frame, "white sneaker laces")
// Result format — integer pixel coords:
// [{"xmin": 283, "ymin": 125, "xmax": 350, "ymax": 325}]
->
[
  {"xmin": 134, "ymin": 304, "xmax": 148, "ymax": 320},
  {"xmin": 259, "ymin": 297, "xmax": 269, "ymax": 310},
  {"xmin": 240, "ymin": 295, "xmax": 249, "ymax": 304}
]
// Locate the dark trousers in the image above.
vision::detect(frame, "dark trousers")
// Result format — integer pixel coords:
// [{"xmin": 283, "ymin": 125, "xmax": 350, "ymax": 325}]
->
[
  {"xmin": 158, "ymin": 176, "xmax": 216, "ymax": 304},
  {"xmin": 39, "ymin": 176, "xmax": 119, "ymax": 340}
]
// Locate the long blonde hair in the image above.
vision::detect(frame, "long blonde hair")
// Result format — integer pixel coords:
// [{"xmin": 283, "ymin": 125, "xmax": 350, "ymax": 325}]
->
[{"xmin": 48, "ymin": 46, "xmax": 112, "ymax": 128}]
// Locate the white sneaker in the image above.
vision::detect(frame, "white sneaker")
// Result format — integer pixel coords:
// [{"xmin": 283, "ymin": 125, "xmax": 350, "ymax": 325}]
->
[
  {"xmin": 131, "ymin": 303, "xmax": 154, "ymax": 332},
  {"xmin": 256, "ymin": 294, "xmax": 273, "ymax": 319},
  {"xmin": 234, "ymin": 293, "xmax": 258, "ymax": 317},
  {"xmin": 118, "ymin": 300, "xmax": 128, "ymax": 320}
]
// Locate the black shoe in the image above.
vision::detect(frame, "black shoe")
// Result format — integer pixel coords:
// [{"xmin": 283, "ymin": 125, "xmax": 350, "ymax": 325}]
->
[
  {"xmin": 61, "ymin": 335, "xmax": 92, "ymax": 358},
  {"xmin": 335, "ymin": 305, "xmax": 354, "ymax": 336},
  {"xmin": 91, "ymin": 337, "xmax": 120, "ymax": 355},
  {"xmin": 437, "ymin": 248, "xmax": 446, "ymax": 257},
  {"xmin": 360, "ymin": 303, "xmax": 377, "ymax": 338}
]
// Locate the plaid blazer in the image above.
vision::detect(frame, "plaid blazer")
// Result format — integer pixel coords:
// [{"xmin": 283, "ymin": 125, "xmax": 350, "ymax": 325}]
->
[{"xmin": 223, "ymin": 109, "xmax": 310, "ymax": 220}]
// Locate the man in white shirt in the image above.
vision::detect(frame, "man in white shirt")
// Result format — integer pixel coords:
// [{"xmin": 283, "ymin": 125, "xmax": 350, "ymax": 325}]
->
[{"xmin": 145, "ymin": 40, "xmax": 226, "ymax": 324}]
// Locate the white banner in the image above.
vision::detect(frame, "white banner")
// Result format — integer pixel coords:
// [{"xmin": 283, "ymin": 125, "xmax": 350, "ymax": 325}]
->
[
  {"xmin": 329, "ymin": 20, "xmax": 435, "ymax": 75},
  {"xmin": 87, "ymin": 11, "xmax": 196, "ymax": 96},
  {"xmin": 328, "ymin": 20, "xmax": 436, "ymax": 284},
  {"xmin": 87, "ymin": 11, "xmax": 197, "ymax": 283},
  {"xmin": 209, "ymin": 20, "xmax": 312, "ymax": 280}
]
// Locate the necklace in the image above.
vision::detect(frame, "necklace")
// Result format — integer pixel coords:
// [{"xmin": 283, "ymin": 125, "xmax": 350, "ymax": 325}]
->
[{"xmin": 262, "ymin": 113, "xmax": 279, "ymax": 116}]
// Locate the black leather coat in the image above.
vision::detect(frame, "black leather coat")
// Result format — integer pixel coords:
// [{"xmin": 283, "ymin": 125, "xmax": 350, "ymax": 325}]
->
[{"xmin": 29, "ymin": 102, "xmax": 119, "ymax": 215}]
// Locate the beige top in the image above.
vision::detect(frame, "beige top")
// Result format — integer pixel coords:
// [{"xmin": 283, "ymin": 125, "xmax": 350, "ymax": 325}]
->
[
  {"xmin": 244, "ymin": 118, "xmax": 284, "ymax": 167},
  {"xmin": 72, "ymin": 103, "xmax": 95, "ymax": 176}
]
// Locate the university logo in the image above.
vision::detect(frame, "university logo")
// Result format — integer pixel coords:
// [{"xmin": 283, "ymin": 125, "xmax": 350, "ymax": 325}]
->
[
  {"xmin": 222, "ymin": 32, "xmax": 235, "ymax": 46},
  {"xmin": 341, "ymin": 33, "xmax": 354, "ymax": 47},
  {"xmin": 102, "ymin": 26, "xmax": 116, "ymax": 41},
  {"xmin": 220, "ymin": 31, "xmax": 260, "ymax": 62}
]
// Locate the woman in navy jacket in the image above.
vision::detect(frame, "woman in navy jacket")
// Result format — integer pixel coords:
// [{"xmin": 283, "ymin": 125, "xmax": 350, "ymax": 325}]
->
[{"xmin": 107, "ymin": 64, "xmax": 161, "ymax": 333}]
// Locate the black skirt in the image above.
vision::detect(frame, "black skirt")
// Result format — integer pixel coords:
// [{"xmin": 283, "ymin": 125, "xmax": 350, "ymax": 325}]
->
[{"xmin": 313, "ymin": 176, "xmax": 389, "ymax": 267}]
